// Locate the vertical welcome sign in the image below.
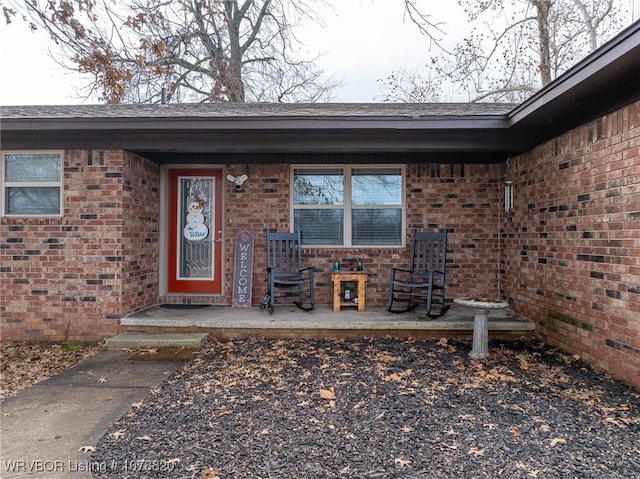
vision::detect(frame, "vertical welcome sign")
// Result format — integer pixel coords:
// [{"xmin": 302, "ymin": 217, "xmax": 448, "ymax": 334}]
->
[{"xmin": 232, "ymin": 230, "xmax": 254, "ymax": 307}]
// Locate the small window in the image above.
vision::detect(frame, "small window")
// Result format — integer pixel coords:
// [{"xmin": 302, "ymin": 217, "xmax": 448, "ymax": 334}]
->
[
  {"xmin": 292, "ymin": 166, "xmax": 404, "ymax": 247},
  {"xmin": 1, "ymin": 151, "xmax": 63, "ymax": 216}
]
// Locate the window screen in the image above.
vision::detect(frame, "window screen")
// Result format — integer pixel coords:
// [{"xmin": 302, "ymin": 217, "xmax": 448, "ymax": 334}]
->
[
  {"xmin": 293, "ymin": 166, "xmax": 403, "ymax": 246},
  {"xmin": 2, "ymin": 152, "xmax": 63, "ymax": 216}
]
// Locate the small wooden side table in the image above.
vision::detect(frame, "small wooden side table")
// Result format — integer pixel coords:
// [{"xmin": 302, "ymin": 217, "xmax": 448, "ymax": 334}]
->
[{"xmin": 331, "ymin": 272, "xmax": 367, "ymax": 312}]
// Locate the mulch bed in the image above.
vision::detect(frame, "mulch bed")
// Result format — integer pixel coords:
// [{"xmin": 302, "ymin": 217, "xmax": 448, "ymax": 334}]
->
[{"xmin": 92, "ymin": 338, "xmax": 640, "ymax": 479}]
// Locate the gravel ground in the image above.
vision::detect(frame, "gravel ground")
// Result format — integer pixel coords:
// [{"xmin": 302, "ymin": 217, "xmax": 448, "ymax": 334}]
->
[{"xmin": 92, "ymin": 337, "xmax": 640, "ymax": 479}]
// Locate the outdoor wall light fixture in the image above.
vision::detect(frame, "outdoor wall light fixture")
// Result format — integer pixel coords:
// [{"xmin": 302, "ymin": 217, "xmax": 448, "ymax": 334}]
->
[
  {"xmin": 504, "ymin": 180, "xmax": 514, "ymax": 212},
  {"xmin": 227, "ymin": 174, "xmax": 249, "ymax": 192}
]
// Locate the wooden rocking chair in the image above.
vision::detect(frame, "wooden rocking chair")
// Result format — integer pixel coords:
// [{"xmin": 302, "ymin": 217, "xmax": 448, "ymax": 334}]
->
[
  {"xmin": 260, "ymin": 230, "xmax": 315, "ymax": 314},
  {"xmin": 387, "ymin": 230, "xmax": 449, "ymax": 318}
]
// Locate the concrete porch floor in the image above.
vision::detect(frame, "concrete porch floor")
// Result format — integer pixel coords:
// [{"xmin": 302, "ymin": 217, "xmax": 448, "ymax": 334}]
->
[{"xmin": 121, "ymin": 303, "xmax": 536, "ymax": 340}]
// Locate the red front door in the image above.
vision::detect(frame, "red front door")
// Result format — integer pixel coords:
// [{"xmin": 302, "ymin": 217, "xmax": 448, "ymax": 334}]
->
[{"xmin": 167, "ymin": 168, "xmax": 223, "ymax": 294}]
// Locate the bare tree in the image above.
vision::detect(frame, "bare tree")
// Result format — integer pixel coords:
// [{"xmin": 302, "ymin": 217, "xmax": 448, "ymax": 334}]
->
[
  {"xmin": 2, "ymin": 0, "xmax": 338, "ymax": 103},
  {"xmin": 377, "ymin": 67, "xmax": 443, "ymax": 103},
  {"xmin": 402, "ymin": 0, "xmax": 449, "ymax": 50},
  {"xmin": 383, "ymin": 0, "xmax": 629, "ymax": 102}
]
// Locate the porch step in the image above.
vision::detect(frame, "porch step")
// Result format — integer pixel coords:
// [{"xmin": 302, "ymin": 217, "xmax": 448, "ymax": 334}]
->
[{"xmin": 105, "ymin": 332, "xmax": 209, "ymax": 350}]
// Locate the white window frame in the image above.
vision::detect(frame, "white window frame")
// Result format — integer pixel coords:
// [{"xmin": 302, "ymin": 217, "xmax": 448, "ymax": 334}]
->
[
  {"xmin": 291, "ymin": 164, "xmax": 406, "ymax": 248},
  {"xmin": 0, "ymin": 150, "xmax": 64, "ymax": 217}
]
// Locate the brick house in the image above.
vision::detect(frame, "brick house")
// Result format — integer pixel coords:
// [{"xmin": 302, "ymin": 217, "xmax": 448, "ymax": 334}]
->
[{"xmin": 1, "ymin": 22, "xmax": 639, "ymax": 388}]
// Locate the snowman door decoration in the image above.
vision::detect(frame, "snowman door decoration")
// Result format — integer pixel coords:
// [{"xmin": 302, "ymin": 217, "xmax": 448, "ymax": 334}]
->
[{"xmin": 183, "ymin": 194, "xmax": 209, "ymax": 241}]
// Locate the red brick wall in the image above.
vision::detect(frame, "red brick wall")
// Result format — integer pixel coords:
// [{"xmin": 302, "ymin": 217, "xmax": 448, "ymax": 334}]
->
[
  {"xmin": 121, "ymin": 152, "xmax": 160, "ymax": 315},
  {"xmin": 224, "ymin": 163, "xmax": 505, "ymax": 307},
  {"xmin": 503, "ymin": 100, "xmax": 640, "ymax": 387},
  {"xmin": 1, "ymin": 150, "xmax": 159, "ymax": 341}
]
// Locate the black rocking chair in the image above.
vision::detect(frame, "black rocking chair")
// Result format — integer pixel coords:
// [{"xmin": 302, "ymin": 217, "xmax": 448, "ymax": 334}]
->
[
  {"xmin": 387, "ymin": 230, "xmax": 449, "ymax": 318},
  {"xmin": 260, "ymin": 230, "xmax": 315, "ymax": 314}
]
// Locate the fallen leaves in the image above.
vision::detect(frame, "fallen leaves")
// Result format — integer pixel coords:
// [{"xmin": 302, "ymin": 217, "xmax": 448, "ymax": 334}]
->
[
  {"xmin": 509, "ymin": 426, "xmax": 521, "ymax": 437},
  {"xmin": 384, "ymin": 369, "xmax": 413, "ymax": 382},
  {"xmin": 604, "ymin": 416, "xmax": 636, "ymax": 428},
  {"xmin": 438, "ymin": 441, "xmax": 459, "ymax": 450},
  {"xmin": 468, "ymin": 447, "xmax": 485, "ymax": 457},
  {"xmin": 109, "ymin": 430, "xmax": 125, "ymax": 439},
  {"xmin": 481, "ymin": 366, "xmax": 518, "ymax": 384},
  {"xmin": 384, "ymin": 372, "xmax": 401, "ymax": 382},
  {"xmin": 319, "ymin": 387, "xmax": 337, "ymax": 407},
  {"xmin": 375, "ymin": 353, "xmax": 399, "ymax": 363},
  {"xmin": 319, "ymin": 387, "xmax": 336, "ymax": 400},
  {"xmin": 517, "ymin": 354, "xmax": 530, "ymax": 370},
  {"xmin": 394, "ymin": 457, "xmax": 411, "ymax": 468},
  {"xmin": 599, "ymin": 403, "xmax": 636, "ymax": 428},
  {"xmin": 0, "ymin": 342, "xmax": 104, "ymax": 399},
  {"xmin": 201, "ymin": 466, "xmax": 221, "ymax": 479},
  {"xmin": 515, "ymin": 460, "xmax": 541, "ymax": 477},
  {"xmin": 89, "ymin": 337, "xmax": 640, "ymax": 479},
  {"xmin": 265, "ymin": 347, "xmax": 288, "ymax": 360},
  {"xmin": 437, "ymin": 337, "xmax": 457, "ymax": 353}
]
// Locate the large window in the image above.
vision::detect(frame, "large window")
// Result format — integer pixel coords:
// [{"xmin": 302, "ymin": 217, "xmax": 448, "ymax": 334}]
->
[
  {"xmin": 1, "ymin": 151, "xmax": 63, "ymax": 216},
  {"xmin": 293, "ymin": 166, "xmax": 404, "ymax": 246}
]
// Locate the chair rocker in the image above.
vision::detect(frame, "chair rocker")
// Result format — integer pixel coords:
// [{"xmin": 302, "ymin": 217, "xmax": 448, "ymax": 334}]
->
[
  {"xmin": 260, "ymin": 230, "xmax": 315, "ymax": 314},
  {"xmin": 387, "ymin": 230, "xmax": 449, "ymax": 318}
]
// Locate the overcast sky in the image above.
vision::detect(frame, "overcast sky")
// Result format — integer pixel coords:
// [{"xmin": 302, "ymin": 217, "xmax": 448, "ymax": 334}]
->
[
  {"xmin": 0, "ymin": 1, "xmax": 467, "ymax": 105},
  {"xmin": 0, "ymin": 0, "xmax": 637, "ymax": 105}
]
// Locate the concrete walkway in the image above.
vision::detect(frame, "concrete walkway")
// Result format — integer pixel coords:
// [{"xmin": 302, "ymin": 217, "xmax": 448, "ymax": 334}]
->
[{"xmin": 0, "ymin": 350, "xmax": 183, "ymax": 478}]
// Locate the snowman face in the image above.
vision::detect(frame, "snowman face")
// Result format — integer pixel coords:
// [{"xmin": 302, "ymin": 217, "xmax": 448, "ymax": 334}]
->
[{"xmin": 188, "ymin": 201, "xmax": 203, "ymax": 213}]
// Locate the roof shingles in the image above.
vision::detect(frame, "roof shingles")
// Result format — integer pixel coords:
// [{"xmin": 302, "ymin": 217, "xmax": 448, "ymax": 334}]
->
[{"xmin": 0, "ymin": 103, "xmax": 516, "ymax": 120}]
